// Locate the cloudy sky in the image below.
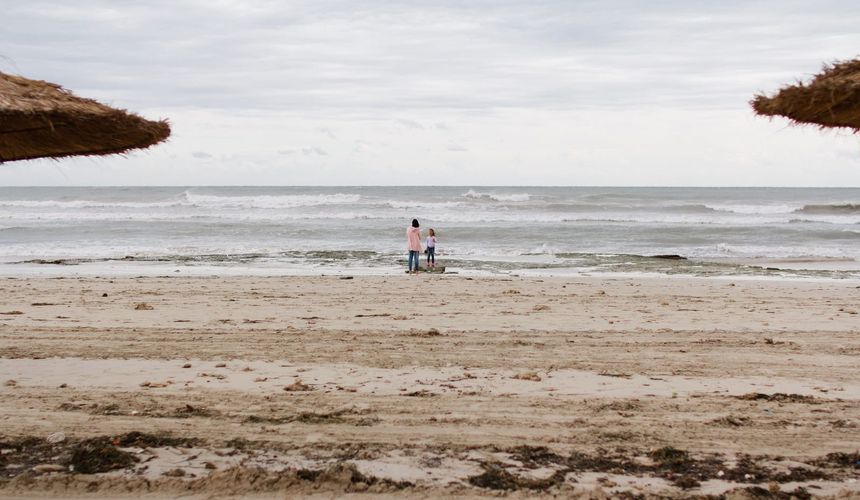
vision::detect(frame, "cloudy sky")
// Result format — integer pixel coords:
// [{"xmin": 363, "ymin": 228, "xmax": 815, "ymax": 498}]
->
[{"xmin": 2, "ymin": 0, "xmax": 860, "ymax": 186}]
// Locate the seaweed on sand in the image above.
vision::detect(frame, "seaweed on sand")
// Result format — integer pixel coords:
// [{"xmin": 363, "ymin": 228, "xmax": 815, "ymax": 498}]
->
[
  {"xmin": 649, "ymin": 446, "xmax": 692, "ymax": 471},
  {"xmin": 242, "ymin": 408, "xmax": 375, "ymax": 426},
  {"xmin": 67, "ymin": 437, "xmax": 135, "ymax": 474},
  {"xmin": 735, "ymin": 393, "xmax": 821, "ymax": 404},
  {"xmin": 467, "ymin": 464, "xmax": 566, "ymax": 491},
  {"xmin": 811, "ymin": 451, "xmax": 860, "ymax": 469},
  {"xmin": 295, "ymin": 463, "xmax": 414, "ymax": 491},
  {"xmin": 114, "ymin": 431, "xmax": 199, "ymax": 448}
]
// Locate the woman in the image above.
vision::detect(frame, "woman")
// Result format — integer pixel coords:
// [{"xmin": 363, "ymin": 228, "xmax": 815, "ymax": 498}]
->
[{"xmin": 406, "ymin": 219, "xmax": 422, "ymax": 274}]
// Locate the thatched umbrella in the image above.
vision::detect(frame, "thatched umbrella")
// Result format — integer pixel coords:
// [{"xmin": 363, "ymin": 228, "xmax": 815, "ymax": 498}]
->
[
  {"xmin": 0, "ymin": 72, "xmax": 170, "ymax": 162},
  {"xmin": 751, "ymin": 59, "xmax": 860, "ymax": 132}
]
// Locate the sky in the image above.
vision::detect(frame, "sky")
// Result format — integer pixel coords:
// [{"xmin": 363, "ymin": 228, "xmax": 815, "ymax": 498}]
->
[{"xmin": 2, "ymin": 0, "xmax": 860, "ymax": 186}]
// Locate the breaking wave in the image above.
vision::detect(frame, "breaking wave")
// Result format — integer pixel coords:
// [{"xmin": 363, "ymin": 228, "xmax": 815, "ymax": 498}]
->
[
  {"xmin": 794, "ymin": 203, "xmax": 860, "ymax": 215},
  {"xmin": 0, "ymin": 199, "xmax": 185, "ymax": 209},
  {"xmin": 704, "ymin": 204, "xmax": 799, "ymax": 215},
  {"xmin": 0, "ymin": 191, "xmax": 363, "ymax": 210},
  {"xmin": 180, "ymin": 192, "xmax": 361, "ymax": 209},
  {"xmin": 462, "ymin": 189, "xmax": 531, "ymax": 202}
]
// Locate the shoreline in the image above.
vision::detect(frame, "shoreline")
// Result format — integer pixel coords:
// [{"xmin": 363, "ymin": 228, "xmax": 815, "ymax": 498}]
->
[{"xmin": 1, "ymin": 260, "xmax": 859, "ymax": 282}]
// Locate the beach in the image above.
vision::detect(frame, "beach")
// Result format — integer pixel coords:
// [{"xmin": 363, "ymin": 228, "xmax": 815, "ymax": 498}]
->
[
  {"xmin": 6, "ymin": 0, "xmax": 860, "ymax": 497},
  {"xmin": 1, "ymin": 274, "xmax": 858, "ymax": 497}
]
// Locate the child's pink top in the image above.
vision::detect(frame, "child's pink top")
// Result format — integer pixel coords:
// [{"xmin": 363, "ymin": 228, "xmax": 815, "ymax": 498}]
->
[{"xmin": 406, "ymin": 227, "xmax": 422, "ymax": 251}]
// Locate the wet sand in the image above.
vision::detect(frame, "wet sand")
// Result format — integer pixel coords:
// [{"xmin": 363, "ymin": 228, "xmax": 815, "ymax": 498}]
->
[{"xmin": 0, "ymin": 275, "xmax": 858, "ymax": 498}]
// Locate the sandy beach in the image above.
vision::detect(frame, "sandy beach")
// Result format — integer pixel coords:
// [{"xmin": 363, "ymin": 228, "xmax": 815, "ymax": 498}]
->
[
  {"xmin": 6, "ymin": 0, "xmax": 860, "ymax": 498},
  {"xmin": 1, "ymin": 274, "xmax": 859, "ymax": 498}
]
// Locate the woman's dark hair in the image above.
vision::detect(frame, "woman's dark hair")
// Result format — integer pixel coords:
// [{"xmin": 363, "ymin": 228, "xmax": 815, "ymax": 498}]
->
[{"xmin": 411, "ymin": 219, "xmax": 419, "ymax": 228}]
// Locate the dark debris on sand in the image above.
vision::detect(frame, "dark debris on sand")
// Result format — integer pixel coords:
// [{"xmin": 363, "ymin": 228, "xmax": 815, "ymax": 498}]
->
[
  {"xmin": 242, "ymin": 407, "xmax": 377, "ymax": 426},
  {"xmin": 295, "ymin": 462, "xmax": 414, "ymax": 492},
  {"xmin": 465, "ymin": 445, "xmax": 846, "ymax": 492},
  {"xmin": 67, "ymin": 437, "xmax": 136, "ymax": 474},
  {"xmin": 734, "ymin": 393, "xmax": 822, "ymax": 404},
  {"xmin": 733, "ymin": 485, "xmax": 813, "ymax": 499},
  {"xmin": 113, "ymin": 431, "xmax": 200, "ymax": 448},
  {"xmin": 811, "ymin": 451, "xmax": 860, "ymax": 469},
  {"xmin": 1, "ymin": 436, "xmax": 856, "ymax": 495},
  {"xmin": 0, "ymin": 432, "xmax": 197, "ymax": 477},
  {"xmin": 468, "ymin": 463, "xmax": 566, "ymax": 490},
  {"xmin": 58, "ymin": 401, "xmax": 218, "ymax": 419}
]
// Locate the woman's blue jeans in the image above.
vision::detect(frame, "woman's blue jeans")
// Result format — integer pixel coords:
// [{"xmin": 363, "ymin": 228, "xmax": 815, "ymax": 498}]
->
[{"xmin": 408, "ymin": 250, "xmax": 420, "ymax": 271}]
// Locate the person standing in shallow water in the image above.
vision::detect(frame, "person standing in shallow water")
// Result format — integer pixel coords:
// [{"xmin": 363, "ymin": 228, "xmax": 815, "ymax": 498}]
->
[{"xmin": 406, "ymin": 219, "xmax": 422, "ymax": 274}]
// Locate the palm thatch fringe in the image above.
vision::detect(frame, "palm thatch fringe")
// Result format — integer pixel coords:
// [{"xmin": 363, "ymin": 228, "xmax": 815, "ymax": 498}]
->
[
  {"xmin": 751, "ymin": 59, "xmax": 860, "ymax": 132},
  {"xmin": 0, "ymin": 72, "xmax": 170, "ymax": 162}
]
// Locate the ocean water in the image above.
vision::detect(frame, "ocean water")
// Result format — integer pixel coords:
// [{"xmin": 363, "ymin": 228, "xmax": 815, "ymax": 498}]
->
[{"xmin": 1, "ymin": 186, "xmax": 858, "ymax": 279}]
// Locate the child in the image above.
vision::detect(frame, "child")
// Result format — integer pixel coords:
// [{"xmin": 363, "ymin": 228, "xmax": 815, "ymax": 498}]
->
[
  {"xmin": 425, "ymin": 228, "xmax": 437, "ymax": 269},
  {"xmin": 406, "ymin": 219, "xmax": 422, "ymax": 274}
]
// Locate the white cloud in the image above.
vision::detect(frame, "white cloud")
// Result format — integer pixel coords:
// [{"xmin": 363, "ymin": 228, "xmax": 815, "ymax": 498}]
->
[
  {"xmin": 396, "ymin": 119, "xmax": 425, "ymax": 130},
  {"xmin": 2, "ymin": 1, "xmax": 860, "ymax": 186}
]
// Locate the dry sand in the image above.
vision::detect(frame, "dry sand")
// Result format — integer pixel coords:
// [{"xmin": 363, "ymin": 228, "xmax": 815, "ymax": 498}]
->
[{"xmin": 0, "ymin": 274, "xmax": 858, "ymax": 498}]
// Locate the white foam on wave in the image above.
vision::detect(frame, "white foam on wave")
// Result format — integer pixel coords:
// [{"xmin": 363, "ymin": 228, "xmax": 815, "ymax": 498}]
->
[
  {"xmin": 794, "ymin": 203, "xmax": 860, "ymax": 215},
  {"xmin": 710, "ymin": 243, "xmax": 857, "ymax": 260},
  {"xmin": 0, "ymin": 191, "xmax": 363, "ymax": 211},
  {"xmin": 0, "ymin": 199, "xmax": 187, "ymax": 209},
  {"xmin": 2, "ymin": 211, "xmax": 383, "ymax": 223},
  {"xmin": 385, "ymin": 200, "xmax": 464, "ymax": 210},
  {"xmin": 704, "ymin": 203, "xmax": 801, "ymax": 215},
  {"xmin": 183, "ymin": 192, "xmax": 361, "ymax": 209},
  {"xmin": 5, "ymin": 209, "xmax": 852, "ymax": 226},
  {"xmin": 462, "ymin": 189, "xmax": 531, "ymax": 202}
]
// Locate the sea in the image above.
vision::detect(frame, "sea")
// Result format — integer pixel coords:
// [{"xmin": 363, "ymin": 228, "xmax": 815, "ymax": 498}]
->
[{"xmin": 1, "ymin": 186, "xmax": 858, "ymax": 279}]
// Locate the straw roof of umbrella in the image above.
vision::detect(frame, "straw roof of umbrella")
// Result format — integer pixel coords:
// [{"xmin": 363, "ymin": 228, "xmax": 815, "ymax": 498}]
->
[
  {"xmin": 0, "ymin": 72, "xmax": 170, "ymax": 162},
  {"xmin": 751, "ymin": 59, "xmax": 860, "ymax": 132}
]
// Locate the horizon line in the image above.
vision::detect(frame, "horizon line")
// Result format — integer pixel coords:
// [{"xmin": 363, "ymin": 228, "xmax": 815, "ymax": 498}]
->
[{"xmin": 1, "ymin": 185, "xmax": 859, "ymax": 189}]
